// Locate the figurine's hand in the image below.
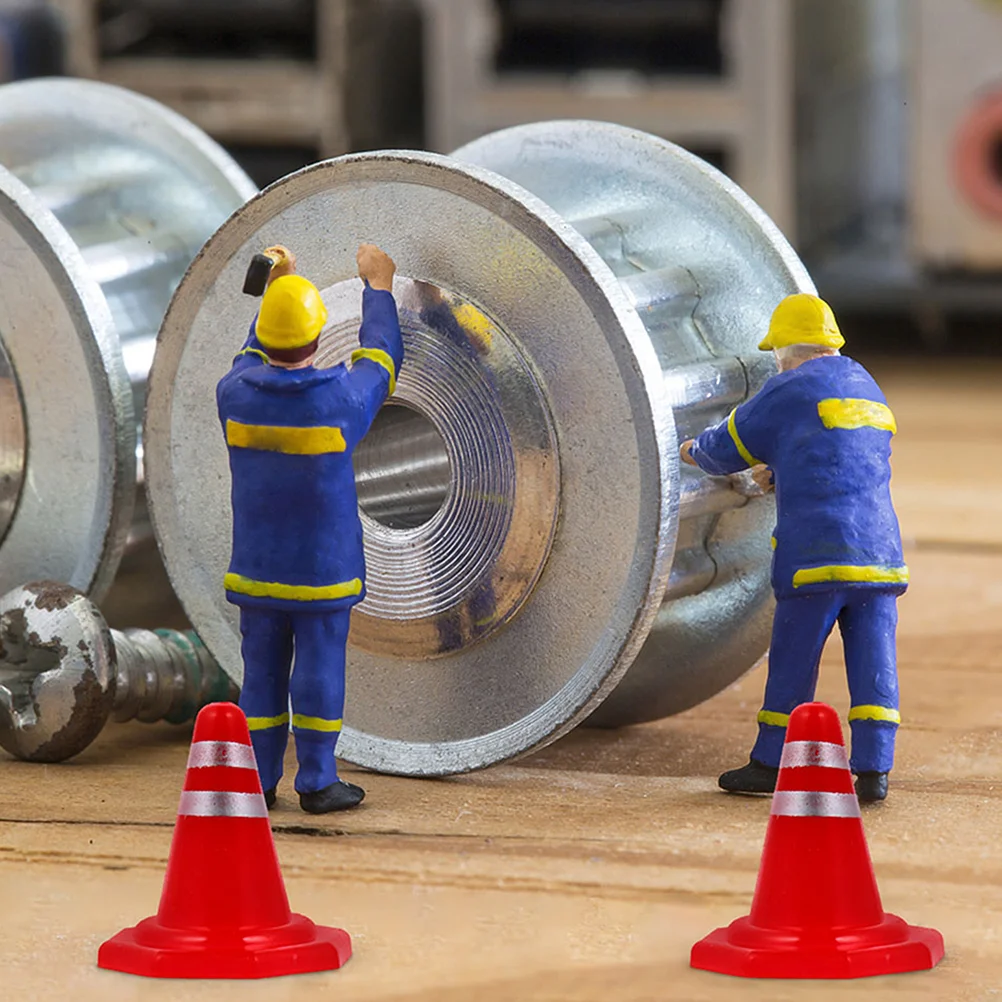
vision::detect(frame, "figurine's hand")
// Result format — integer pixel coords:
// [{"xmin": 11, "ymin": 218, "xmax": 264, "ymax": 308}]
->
[
  {"xmin": 679, "ymin": 439, "xmax": 698, "ymax": 466},
  {"xmin": 728, "ymin": 466, "xmax": 773, "ymax": 498},
  {"xmin": 357, "ymin": 244, "xmax": 396, "ymax": 292},
  {"xmin": 264, "ymin": 245, "xmax": 297, "ymax": 284},
  {"xmin": 750, "ymin": 464, "xmax": 775, "ymax": 493}
]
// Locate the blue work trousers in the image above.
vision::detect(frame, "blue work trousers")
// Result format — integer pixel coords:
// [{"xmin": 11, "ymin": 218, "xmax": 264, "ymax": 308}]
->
[
  {"xmin": 237, "ymin": 607, "xmax": 351, "ymax": 794},
  {"xmin": 751, "ymin": 589, "xmax": 901, "ymax": 774}
]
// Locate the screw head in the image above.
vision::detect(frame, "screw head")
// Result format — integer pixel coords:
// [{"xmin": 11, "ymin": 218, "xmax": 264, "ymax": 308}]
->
[{"xmin": 0, "ymin": 581, "xmax": 114, "ymax": 762}]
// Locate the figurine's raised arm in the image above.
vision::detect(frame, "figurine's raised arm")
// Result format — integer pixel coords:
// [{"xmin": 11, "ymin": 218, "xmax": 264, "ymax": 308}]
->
[{"xmin": 346, "ymin": 244, "xmax": 404, "ymax": 441}]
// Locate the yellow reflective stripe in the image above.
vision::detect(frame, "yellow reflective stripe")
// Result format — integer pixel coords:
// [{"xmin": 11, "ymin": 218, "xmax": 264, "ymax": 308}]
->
[
  {"xmin": 351, "ymin": 348, "xmax": 397, "ymax": 395},
  {"xmin": 226, "ymin": 420, "xmax": 346, "ymax": 455},
  {"xmin": 817, "ymin": 398, "xmax": 897, "ymax": 434},
  {"xmin": 792, "ymin": 564, "xmax": 910, "ymax": 588},
  {"xmin": 246, "ymin": 712, "xmax": 289, "ymax": 731},
  {"xmin": 224, "ymin": 573, "xmax": 363, "ymax": 602},
  {"xmin": 770, "ymin": 535, "xmax": 777, "ymax": 551},
  {"xmin": 292, "ymin": 714, "xmax": 343, "ymax": 733},
  {"xmin": 727, "ymin": 409, "xmax": 764, "ymax": 467},
  {"xmin": 848, "ymin": 705, "xmax": 901, "ymax": 725},
  {"xmin": 758, "ymin": 710, "xmax": 790, "ymax": 727},
  {"xmin": 235, "ymin": 347, "xmax": 270, "ymax": 365}
]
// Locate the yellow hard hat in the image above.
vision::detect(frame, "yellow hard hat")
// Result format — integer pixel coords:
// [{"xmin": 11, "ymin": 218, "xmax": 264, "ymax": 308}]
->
[
  {"xmin": 758, "ymin": 293, "xmax": 844, "ymax": 351},
  {"xmin": 255, "ymin": 275, "xmax": 328, "ymax": 351}
]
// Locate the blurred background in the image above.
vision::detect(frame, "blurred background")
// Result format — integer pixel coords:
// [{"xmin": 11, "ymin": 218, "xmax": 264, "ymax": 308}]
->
[{"xmin": 9, "ymin": 0, "xmax": 1002, "ymax": 353}]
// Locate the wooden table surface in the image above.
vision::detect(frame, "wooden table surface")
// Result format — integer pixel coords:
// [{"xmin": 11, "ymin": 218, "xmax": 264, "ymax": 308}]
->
[{"xmin": 2, "ymin": 357, "xmax": 1000, "ymax": 1000}]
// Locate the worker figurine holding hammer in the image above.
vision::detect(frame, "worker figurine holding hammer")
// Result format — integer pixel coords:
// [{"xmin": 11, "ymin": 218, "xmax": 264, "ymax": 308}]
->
[
  {"xmin": 216, "ymin": 243, "xmax": 402, "ymax": 813},
  {"xmin": 680, "ymin": 294, "xmax": 906, "ymax": 802}
]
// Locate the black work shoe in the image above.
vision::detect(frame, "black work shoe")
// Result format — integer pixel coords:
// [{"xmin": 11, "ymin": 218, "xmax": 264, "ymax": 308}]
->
[
  {"xmin": 854, "ymin": 771, "xmax": 889, "ymax": 803},
  {"xmin": 718, "ymin": 758, "xmax": 780, "ymax": 794},
  {"xmin": 299, "ymin": 780, "xmax": 366, "ymax": 814},
  {"xmin": 263, "ymin": 788, "xmax": 277, "ymax": 810}
]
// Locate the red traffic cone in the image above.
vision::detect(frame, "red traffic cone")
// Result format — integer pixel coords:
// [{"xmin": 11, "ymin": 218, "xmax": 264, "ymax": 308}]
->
[
  {"xmin": 98, "ymin": 702, "xmax": 351, "ymax": 979},
  {"xmin": 691, "ymin": 702, "xmax": 944, "ymax": 978}
]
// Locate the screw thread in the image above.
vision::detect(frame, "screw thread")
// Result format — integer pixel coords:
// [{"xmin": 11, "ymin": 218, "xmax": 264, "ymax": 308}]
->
[{"xmin": 109, "ymin": 627, "xmax": 238, "ymax": 725}]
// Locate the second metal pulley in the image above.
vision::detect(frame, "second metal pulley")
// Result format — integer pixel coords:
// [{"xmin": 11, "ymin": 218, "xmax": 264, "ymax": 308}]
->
[
  {"xmin": 146, "ymin": 120, "xmax": 813, "ymax": 776},
  {"xmin": 0, "ymin": 78, "xmax": 255, "ymax": 598}
]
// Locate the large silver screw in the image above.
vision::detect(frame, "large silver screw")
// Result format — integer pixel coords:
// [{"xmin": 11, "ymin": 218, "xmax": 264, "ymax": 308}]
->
[{"xmin": 0, "ymin": 581, "xmax": 238, "ymax": 763}]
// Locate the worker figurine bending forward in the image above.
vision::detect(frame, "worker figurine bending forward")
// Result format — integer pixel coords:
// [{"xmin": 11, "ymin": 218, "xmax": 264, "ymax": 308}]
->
[
  {"xmin": 217, "ymin": 243, "xmax": 403, "ymax": 813},
  {"xmin": 681, "ymin": 294, "xmax": 906, "ymax": 803}
]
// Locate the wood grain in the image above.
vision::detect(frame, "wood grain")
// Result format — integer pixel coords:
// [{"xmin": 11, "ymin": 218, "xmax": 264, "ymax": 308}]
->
[{"xmin": 2, "ymin": 357, "xmax": 999, "ymax": 998}]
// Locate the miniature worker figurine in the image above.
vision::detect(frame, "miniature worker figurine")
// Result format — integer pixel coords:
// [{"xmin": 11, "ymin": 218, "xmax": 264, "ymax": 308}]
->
[
  {"xmin": 680, "ymin": 294, "xmax": 906, "ymax": 803},
  {"xmin": 217, "ymin": 243, "xmax": 403, "ymax": 813}
]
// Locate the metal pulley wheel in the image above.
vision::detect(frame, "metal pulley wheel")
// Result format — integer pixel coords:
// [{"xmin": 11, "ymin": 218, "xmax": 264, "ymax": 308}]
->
[
  {"xmin": 0, "ymin": 78, "xmax": 255, "ymax": 598},
  {"xmin": 146, "ymin": 120, "xmax": 813, "ymax": 776}
]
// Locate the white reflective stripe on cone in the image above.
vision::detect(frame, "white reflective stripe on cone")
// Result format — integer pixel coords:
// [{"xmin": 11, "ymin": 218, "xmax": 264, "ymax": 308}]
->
[
  {"xmin": 771, "ymin": 790, "xmax": 861, "ymax": 818},
  {"xmin": 178, "ymin": 790, "xmax": 269, "ymax": 818},
  {"xmin": 186, "ymin": 741, "xmax": 258, "ymax": 770},
  {"xmin": 779, "ymin": 740, "xmax": 850, "ymax": 771}
]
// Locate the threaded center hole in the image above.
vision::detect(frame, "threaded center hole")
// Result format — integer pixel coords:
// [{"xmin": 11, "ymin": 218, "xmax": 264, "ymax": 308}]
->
[{"xmin": 354, "ymin": 404, "xmax": 451, "ymax": 530}]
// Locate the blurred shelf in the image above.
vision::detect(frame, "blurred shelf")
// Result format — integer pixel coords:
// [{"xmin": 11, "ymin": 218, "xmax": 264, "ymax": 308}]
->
[
  {"xmin": 49, "ymin": 0, "xmax": 349, "ymax": 155},
  {"xmin": 100, "ymin": 58, "xmax": 328, "ymax": 146},
  {"xmin": 420, "ymin": 0, "xmax": 795, "ymax": 236},
  {"xmin": 470, "ymin": 78, "xmax": 746, "ymax": 139}
]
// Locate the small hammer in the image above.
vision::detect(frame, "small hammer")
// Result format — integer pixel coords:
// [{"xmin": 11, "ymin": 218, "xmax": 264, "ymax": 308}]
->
[{"xmin": 242, "ymin": 245, "xmax": 295, "ymax": 296}]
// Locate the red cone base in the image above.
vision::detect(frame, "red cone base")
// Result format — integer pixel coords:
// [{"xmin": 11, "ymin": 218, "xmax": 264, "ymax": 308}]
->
[
  {"xmin": 691, "ymin": 702, "xmax": 944, "ymax": 979},
  {"xmin": 98, "ymin": 914, "xmax": 351, "ymax": 980},
  {"xmin": 98, "ymin": 702, "xmax": 352, "ymax": 979},
  {"xmin": 692, "ymin": 914, "xmax": 943, "ymax": 979}
]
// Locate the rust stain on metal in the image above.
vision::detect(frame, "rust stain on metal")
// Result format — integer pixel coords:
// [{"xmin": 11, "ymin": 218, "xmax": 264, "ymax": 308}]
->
[
  {"xmin": 25, "ymin": 580, "xmax": 80, "ymax": 612},
  {"xmin": 27, "ymin": 662, "xmax": 112, "ymax": 763}
]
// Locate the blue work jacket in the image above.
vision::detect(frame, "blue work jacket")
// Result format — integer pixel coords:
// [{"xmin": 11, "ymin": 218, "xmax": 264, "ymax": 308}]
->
[
  {"xmin": 217, "ymin": 284, "xmax": 403, "ymax": 613},
  {"xmin": 690, "ymin": 355, "xmax": 907, "ymax": 600}
]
